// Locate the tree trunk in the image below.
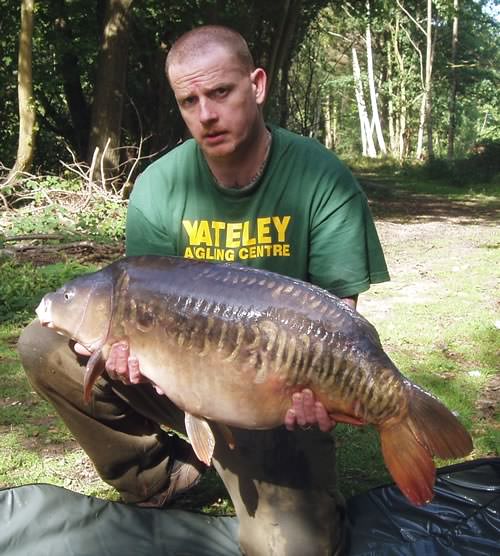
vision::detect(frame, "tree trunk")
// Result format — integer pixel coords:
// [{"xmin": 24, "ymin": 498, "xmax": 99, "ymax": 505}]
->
[
  {"xmin": 332, "ymin": 102, "xmax": 338, "ymax": 149},
  {"xmin": 386, "ymin": 38, "xmax": 397, "ymax": 156},
  {"xmin": 392, "ymin": 14, "xmax": 407, "ymax": 159},
  {"xmin": 365, "ymin": 1, "xmax": 386, "ymax": 155},
  {"xmin": 352, "ymin": 47, "xmax": 376, "ymax": 158},
  {"xmin": 447, "ymin": 0, "xmax": 459, "ymax": 159},
  {"xmin": 9, "ymin": 0, "xmax": 36, "ymax": 179},
  {"xmin": 425, "ymin": 5, "xmax": 435, "ymax": 160},
  {"xmin": 87, "ymin": 0, "xmax": 133, "ymax": 179},
  {"xmin": 323, "ymin": 92, "xmax": 333, "ymax": 150},
  {"xmin": 54, "ymin": 0, "xmax": 90, "ymax": 159},
  {"xmin": 265, "ymin": 0, "xmax": 302, "ymax": 116},
  {"xmin": 416, "ymin": 0, "xmax": 434, "ymax": 160},
  {"xmin": 278, "ymin": 53, "xmax": 291, "ymax": 127}
]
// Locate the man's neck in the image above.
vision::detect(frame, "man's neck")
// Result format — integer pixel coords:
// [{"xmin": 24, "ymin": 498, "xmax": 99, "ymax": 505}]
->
[{"xmin": 206, "ymin": 125, "xmax": 271, "ymax": 190}]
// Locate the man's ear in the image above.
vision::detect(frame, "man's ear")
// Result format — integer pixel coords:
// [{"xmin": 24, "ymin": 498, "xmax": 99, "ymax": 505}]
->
[{"xmin": 250, "ymin": 68, "xmax": 267, "ymax": 106}]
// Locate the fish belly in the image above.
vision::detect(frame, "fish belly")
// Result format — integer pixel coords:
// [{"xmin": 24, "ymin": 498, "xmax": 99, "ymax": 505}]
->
[{"xmin": 127, "ymin": 332, "xmax": 292, "ymax": 429}]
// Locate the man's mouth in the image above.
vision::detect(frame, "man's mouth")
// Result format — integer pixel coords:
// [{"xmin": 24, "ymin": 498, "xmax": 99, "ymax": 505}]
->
[{"xmin": 204, "ymin": 131, "xmax": 226, "ymax": 143}]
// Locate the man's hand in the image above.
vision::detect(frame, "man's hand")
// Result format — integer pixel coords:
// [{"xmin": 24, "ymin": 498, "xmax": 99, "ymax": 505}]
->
[
  {"xmin": 73, "ymin": 341, "xmax": 157, "ymax": 389},
  {"xmin": 284, "ymin": 389, "xmax": 336, "ymax": 433},
  {"xmin": 102, "ymin": 341, "xmax": 144, "ymax": 385}
]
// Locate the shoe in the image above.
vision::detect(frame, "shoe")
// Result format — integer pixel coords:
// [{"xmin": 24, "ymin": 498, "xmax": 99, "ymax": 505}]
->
[{"xmin": 137, "ymin": 443, "xmax": 206, "ymax": 508}]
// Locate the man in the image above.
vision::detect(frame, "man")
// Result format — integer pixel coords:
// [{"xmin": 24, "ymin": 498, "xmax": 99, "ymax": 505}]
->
[{"xmin": 18, "ymin": 26, "xmax": 389, "ymax": 556}]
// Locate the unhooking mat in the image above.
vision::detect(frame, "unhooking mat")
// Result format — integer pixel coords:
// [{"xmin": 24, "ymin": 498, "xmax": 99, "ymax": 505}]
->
[{"xmin": 1, "ymin": 458, "xmax": 499, "ymax": 555}]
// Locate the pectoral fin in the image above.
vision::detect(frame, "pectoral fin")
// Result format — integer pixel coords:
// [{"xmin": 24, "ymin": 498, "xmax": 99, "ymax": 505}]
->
[
  {"xmin": 185, "ymin": 413, "xmax": 215, "ymax": 466},
  {"xmin": 83, "ymin": 348, "xmax": 105, "ymax": 403}
]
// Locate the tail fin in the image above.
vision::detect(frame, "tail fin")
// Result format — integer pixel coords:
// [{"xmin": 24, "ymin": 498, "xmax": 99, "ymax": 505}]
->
[{"xmin": 380, "ymin": 386, "xmax": 473, "ymax": 505}]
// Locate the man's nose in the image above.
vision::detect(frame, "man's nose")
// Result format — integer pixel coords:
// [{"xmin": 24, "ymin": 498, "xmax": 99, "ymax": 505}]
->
[{"xmin": 199, "ymin": 98, "xmax": 217, "ymax": 124}]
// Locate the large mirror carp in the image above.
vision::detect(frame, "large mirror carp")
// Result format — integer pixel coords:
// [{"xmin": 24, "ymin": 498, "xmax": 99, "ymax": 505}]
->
[{"xmin": 36, "ymin": 255, "xmax": 473, "ymax": 505}]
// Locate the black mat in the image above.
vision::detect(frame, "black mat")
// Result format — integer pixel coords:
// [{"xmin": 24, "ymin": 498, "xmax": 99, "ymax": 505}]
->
[{"xmin": 1, "ymin": 458, "xmax": 499, "ymax": 555}]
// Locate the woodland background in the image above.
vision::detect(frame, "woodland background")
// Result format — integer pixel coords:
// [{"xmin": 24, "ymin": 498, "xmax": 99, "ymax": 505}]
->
[{"xmin": 1, "ymin": 0, "xmax": 499, "ymax": 201}]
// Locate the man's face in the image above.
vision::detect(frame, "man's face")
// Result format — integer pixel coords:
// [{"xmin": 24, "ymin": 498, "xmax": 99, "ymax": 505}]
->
[{"xmin": 168, "ymin": 46, "xmax": 266, "ymax": 160}]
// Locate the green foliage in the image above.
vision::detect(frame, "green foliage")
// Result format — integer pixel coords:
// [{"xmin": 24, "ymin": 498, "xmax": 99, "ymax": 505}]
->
[
  {"xmin": 422, "ymin": 143, "xmax": 500, "ymax": 186},
  {"xmin": 3, "ymin": 174, "xmax": 127, "ymax": 241},
  {"xmin": 75, "ymin": 200, "xmax": 127, "ymax": 242},
  {"xmin": 351, "ymin": 155, "xmax": 500, "ymax": 197},
  {"xmin": 0, "ymin": 2, "xmax": 21, "ymax": 166},
  {"xmin": 0, "ymin": 261, "xmax": 93, "ymax": 325},
  {"xmin": 283, "ymin": 1, "xmax": 500, "ymax": 160}
]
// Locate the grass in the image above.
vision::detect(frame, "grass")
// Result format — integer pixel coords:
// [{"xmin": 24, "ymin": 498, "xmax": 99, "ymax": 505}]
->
[{"xmin": 0, "ymin": 164, "xmax": 498, "ymax": 512}]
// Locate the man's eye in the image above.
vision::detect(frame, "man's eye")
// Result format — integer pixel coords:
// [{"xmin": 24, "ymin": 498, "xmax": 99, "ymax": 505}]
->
[
  {"xmin": 182, "ymin": 97, "xmax": 196, "ymax": 107},
  {"xmin": 214, "ymin": 88, "xmax": 228, "ymax": 98}
]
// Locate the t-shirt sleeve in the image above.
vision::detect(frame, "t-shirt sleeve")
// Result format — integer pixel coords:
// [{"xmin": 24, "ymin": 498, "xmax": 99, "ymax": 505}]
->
[
  {"xmin": 125, "ymin": 173, "xmax": 177, "ymax": 257},
  {"xmin": 308, "ymin": 167, "xmax": 389, "ymax": 297}
]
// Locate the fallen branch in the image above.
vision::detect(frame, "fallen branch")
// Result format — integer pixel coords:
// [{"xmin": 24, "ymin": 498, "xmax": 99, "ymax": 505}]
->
[
  {"xmin": 7, "ymin": 237, "xmax": 124, "ymax": 266},
  {"xmin": 3, "ymin": 233, "xmax": 66, "ymax": 243},
  {"xmin": 13, "ymin": 240, "xmax": 103, "ymax": 252}
]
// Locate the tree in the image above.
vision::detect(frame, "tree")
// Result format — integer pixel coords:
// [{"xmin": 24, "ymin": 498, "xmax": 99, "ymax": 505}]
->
[
  {"xmin": 365, "ymin": 0, "xmax": 386, "ymax": 155},
  {"xmin": 352, "ymin": 46, "xmax": 377, "ymax": 157},
  {"xmin": 389, "ymin": 10, "xmax": 410, "ymax": 159},
  {"xmin": 406, "ymin": 0, "xmax": 435, "ymax": 159},
  {"xmin": 8, "ymin": 0, "xmax": 36, "ymax": 181},
  {"xmin": 87, "ymin": 0, "xmax": 134, "ymax": 178},
  {"xmin": 447, "ymin": 0, "xmax": 459, "ymax": 158},
  {"xmin": 52, "ymin": 0, "xmax": 91, "ymax": 160}
]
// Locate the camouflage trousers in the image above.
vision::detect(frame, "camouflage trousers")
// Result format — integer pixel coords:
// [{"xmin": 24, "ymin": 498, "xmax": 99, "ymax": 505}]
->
[{"xmin": 18, "ymin": 320, "xmax": 346, "ymax": 556}]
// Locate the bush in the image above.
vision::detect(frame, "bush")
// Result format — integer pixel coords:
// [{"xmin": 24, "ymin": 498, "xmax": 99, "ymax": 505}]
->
[
  {"xmin": 0, "ymin": 261, "xmax": 93, "ymax": 325},
  {"xmin": 423, "ymin": 142, "xmax": 500, "ymax": 187},
  {"xmin": 75, "ymin": 200, "xmax": 126, "ymax": 242}
]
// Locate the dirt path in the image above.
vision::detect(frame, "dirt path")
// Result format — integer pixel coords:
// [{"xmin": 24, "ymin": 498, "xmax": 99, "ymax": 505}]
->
[{"xmin": 361, "ymin": 188, "xmax": 499, "ymax": 316}]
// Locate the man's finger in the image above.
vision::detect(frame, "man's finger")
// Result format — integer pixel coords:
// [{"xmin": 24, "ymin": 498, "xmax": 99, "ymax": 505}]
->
[
  {"xmin": 128, "ymin": 357, "xmax": 141, "ymax": 384},
  {"xmin": 315, "ymin": 402, "xmax": 335, "ymax": 432},
  {"xmin": 292, "ymin": 392, "xmax": 307, "ymax": 427},
  {"xmin": 114, "ymin": 343, "xmax": 129, "ymax": 376},
  {"xmin": 301, "ymin": 389, "xmax": 316, "ymax": 424},
  {"xmin": 105, "ymin": 342, "xmax": 132, "ymax": 383},
  {"xmin": 284, "ymin": 409, "xmax": 297, "ymax": 431}
]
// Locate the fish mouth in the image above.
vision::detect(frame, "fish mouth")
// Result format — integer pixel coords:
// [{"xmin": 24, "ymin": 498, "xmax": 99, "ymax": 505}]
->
[{"xmin": 36, "ymin": 298, "xmax": 54, "ymax": 328}]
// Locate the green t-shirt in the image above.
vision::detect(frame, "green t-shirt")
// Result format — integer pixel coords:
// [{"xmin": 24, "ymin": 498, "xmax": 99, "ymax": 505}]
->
[{"xmin": 126, "ymin": 126, "xmax": 389, "ymax": 297}]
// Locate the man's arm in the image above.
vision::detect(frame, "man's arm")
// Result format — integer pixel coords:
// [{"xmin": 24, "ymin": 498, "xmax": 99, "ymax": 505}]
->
[{"xmin": 340, "ymin": 294, "xmax": 358, "ymax": 310}]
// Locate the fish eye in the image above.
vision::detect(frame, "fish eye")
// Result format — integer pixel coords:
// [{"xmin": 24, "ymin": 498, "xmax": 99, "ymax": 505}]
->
[{"xmin": 63, "ymin": 289, "xmax": 75, "ymax": 302}]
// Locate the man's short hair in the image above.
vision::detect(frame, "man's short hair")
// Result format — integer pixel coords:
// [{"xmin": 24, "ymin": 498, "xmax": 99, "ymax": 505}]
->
[{"xmin": 165, "ymin": 25, "xmax": 255, "ymax": 81}]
